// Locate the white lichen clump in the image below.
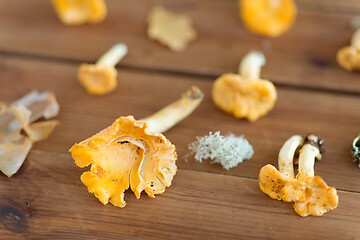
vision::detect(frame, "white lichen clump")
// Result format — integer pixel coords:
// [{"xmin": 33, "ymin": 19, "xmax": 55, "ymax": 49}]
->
[{"xmin": 188, "ymin": 131, "xmax": 254, "ymax": 170}]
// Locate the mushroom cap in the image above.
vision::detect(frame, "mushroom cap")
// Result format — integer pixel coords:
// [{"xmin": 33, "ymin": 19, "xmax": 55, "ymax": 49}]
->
[
  {"xmin": 282, "ymin": 173, "xmax": 339, "ymax": 217},
  {"xmin": 52, "ymin": 0, "xmax": 107, "ymax": 25},
  {"xmin": 258, "ymin": 164, "xmax": 292, "ymax": 200},
  {"xmin": 336, "ymin": 46, "xmax": 360, "ymax": 71},
  {"xmin": 69, "ymin": 116, "xmax": 177, "ymax": 207},
  {"xmin": 212, "ymin": 73, "xmax": 277, "ymax": 121},
  {"xmin": 78, "ymin": 64, "xmax": 117, "ymax": 95},
  {"xmin": 240, "ymin": 0, "xmax": 297, "ymax": 37}
]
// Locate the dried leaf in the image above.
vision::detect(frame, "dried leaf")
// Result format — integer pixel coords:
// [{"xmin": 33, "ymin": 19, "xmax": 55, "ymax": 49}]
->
[
  {"xmin": 147, "ymin": 6, "xmax": 197, "ymax": 52},
  {"xmin": 11, "ymin": 90, "xmax": 60, "ymax": 121},
  {"xmin": 0, "ymin": 136, "xmax": 32, "ymax": 177},
  {"xmin": 0, "ymin": 91, "xmax": 60, "ymax": 137},
  {"xmin": 27, "ymin": 120, "xmax": 60, "ymax": 142},
  {"xmin": 11, "ymin": 104, "xmax": 59, "ymax": 142},
  {"xmin": 0, "ymin": 91, "xmax": 60, "ymax": 177},
  {"xmin": 0, "ymin": 102, "xmax": 7, "ymax": 114}
]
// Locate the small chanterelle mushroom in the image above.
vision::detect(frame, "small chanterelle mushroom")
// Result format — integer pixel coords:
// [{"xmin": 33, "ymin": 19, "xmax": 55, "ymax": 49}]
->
[
  {"xmin": 337, "ymin": 18, "xmax": 360, "ymax": 71},
  {"xmin": 78, "ymin": 43, "xmax": 128, "ymax": 95},
  {"xmin": 69, "ymin": 86, "xmax": 204, "ymax": 207},
  {"xmin": 259, "ymin": 134, "xmax": 338, "ymax": 217},
  {"xmin": 212, "ymin": 51, "xmax": 277, "ymax": 122},
  {"xmin": 51, "ymin": 0, "xmax": 107, "ymax": 25},
  {"xmin": 240, "ymin": 0, "xmax": 297, "ymax": 37}
]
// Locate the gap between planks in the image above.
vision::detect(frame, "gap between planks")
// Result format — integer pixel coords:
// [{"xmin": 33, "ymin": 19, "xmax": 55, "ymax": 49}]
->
[{"xmin": 0, "ymin": 50, "xmax": 359, "ymax": 97}]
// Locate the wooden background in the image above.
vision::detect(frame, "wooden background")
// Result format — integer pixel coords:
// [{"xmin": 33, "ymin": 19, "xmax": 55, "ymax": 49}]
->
[{"xmin": 0, "ymin": 0, "xmax": 359, "ymax": 239}]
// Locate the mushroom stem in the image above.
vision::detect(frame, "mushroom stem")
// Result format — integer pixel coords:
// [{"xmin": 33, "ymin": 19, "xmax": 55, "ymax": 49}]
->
[
  {"xmin": 238, "ymin": 51, "xmax": 266, "ymax": 80},
  {"xmin": 96, "ymin": 43, "xmax": 128, "ymax": 67},
  {"xmin": 298, "ymin": 135, "xmax": 322, "ymax": 177},
  {"xmin": 351, "ymin": 16, "xmax": 360, "ymax": 30},
  {"xmin": 278, "ymin": 135, "xmax": 304, "ymax": 177},
  {"xmin": 351, "ymin": 28, "xmax": 360, "ymax": 51},
  {"xmin": 139, "ymin": 86, "xmax": 204, "ymax": 133}
]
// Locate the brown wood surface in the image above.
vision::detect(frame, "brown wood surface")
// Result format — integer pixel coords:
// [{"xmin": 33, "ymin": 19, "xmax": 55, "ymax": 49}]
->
[
  {"xmin": 0, "ymin": 0, "xmax": 359, "ymax": 239},
  {"xmin": 0, "ymin": 0, "xmax": 360, "ymax": 93},
  {"xmin": 1, "ymin": 150, "xmax": 359, "ymax": 240}
]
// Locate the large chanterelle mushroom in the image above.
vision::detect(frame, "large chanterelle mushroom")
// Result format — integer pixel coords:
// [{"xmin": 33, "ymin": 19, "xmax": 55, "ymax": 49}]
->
[
  {"xmin": 259, "ymin": 134, "xmax": 338, "ymax": 217},
  {"xmin": 69, "ymin": 86, "xmax": 203, "ymax": 207},
  {"xmin": 240, "ymin": 0, "xmax": 297, "ymax": 38}
]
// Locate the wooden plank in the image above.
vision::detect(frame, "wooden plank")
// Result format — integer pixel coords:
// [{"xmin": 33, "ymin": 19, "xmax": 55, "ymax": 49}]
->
[
  {"xmin": 0, "ymin": 150, "xmax": 359, "ymax": 240},
  {"xmin": 0, "ymin": 0, "xmax": 359, "ymax": 93},
  {"xmin": 204, "ymin": 0, "xmax": 360, "ymax": 13},
  {"xmin": 0, "ymin": 55, "xmax": 359, "ymax": 193},
  {"xmin": 296, "ymin": 0, "xmax": 360, "ymax": 13}
]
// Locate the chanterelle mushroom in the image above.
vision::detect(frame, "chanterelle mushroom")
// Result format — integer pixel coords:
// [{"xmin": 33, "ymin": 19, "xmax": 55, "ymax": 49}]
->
[
  {"xmin": 259, "ymin": 134, "xmax": 338, "ymax": 217},
  {"xmin": 51, "ymin": 0, "xmax": 107, "ymax": 25},
  {"xmin": 69, "ymin": 86, "xmax": 204, "ymax": 207},
  {"xmin": 240, "ymin": 0, "xmax": 297, "ymax": 37},
  {"xmin": 259, "ymin": 135, "xmax": 303, "ymax": 200},
  {"xmin": 212, "ymin": 51, "xmax": 277, "ymax": 122},
  {"xmin": 282, "ymin": 135, "xmax": 338, "ymax": 217},
  {"xmin": 78, "ymin": 43, "xmax": 128, "ymax": 95},
  {"xmin": 337, "ymin": 18, "xmax": 360, "ymax": 71}
]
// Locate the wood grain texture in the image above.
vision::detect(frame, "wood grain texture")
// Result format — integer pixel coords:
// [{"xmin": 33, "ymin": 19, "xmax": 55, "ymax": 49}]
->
[
  {"xmin": 0, "ymin": 1, "xmax": 360, "ymax": 239},
  {"xmin": 0, "ymin": 0, "xmax": 359, "ymax": 93},
  {"xmin": 297, "ymin": 0, "xmax": 360, "ymax": 13},
  {"xmin": 0, "ymin": 56, "xmax": 359, "ymax": 194},
  {"xmin": 0, "ymin": 150, "xmax": 359, "ymax": 240}
]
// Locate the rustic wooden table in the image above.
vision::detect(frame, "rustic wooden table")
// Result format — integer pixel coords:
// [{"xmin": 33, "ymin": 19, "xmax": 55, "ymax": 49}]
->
[{"xmin": 0, "ymin": 0, "xmax": 359, "ymax": 239}]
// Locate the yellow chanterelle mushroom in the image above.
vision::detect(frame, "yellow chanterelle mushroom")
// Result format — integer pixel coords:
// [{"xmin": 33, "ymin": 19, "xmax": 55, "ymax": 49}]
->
[
  {"xmin": 259, "ymin": 135, "xmax": 303, "ymax": 200},
  {"xmin": 240, "ymin": 0, "xmax": 297, "ymax": 37},
  {"xmin": 69, "ymin": 86, "xmax": 204, "ymax": 207},
  {"xmin": 212, "ymin": 51, "xmax": 277, "ymax": 122},
  {"xmin": 259, "ymin": 134, "xmax": 338, "ymax": 217},
  {"xmin": 337, "ymin": 24, "xmax": 360, "ymax": 71},
  {"xmin": 78, "ymin": 43, "xmax": 128, "ymax": 95},
  {"xmin": 52, "ymin": 0, "xmax": 107, "ymax": 25}
]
